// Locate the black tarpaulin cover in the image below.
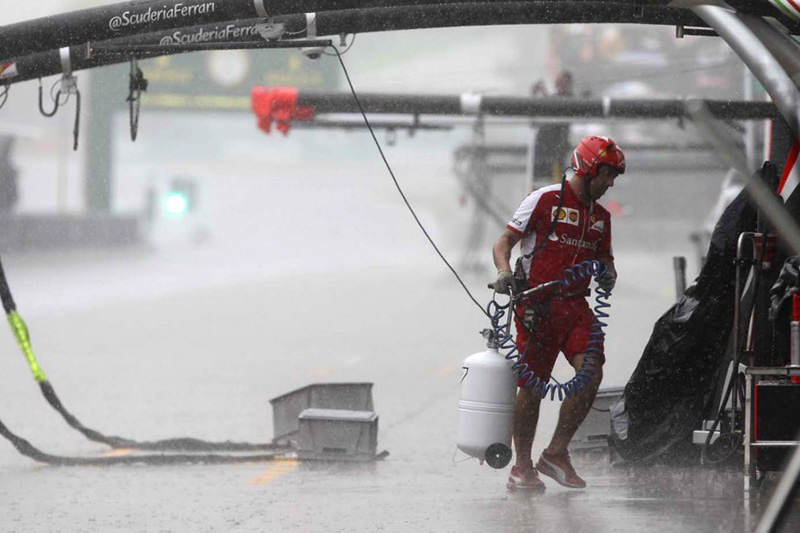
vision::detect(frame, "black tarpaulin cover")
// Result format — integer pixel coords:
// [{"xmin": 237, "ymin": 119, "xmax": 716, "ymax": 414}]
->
[{"xmin": 610, "ymin": 190, "xmax": 757, "ymax": 464}]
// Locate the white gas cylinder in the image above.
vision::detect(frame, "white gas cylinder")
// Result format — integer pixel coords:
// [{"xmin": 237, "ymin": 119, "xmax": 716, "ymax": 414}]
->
[{"xmin": 456, "ymin": 334, "xmax": 517, "ymax": 469}]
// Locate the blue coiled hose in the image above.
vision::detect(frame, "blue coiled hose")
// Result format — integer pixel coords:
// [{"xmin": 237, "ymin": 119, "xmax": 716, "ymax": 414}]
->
[{"xmin": 487, "ymin": 260, "xmax": 611, "ymax": 400}]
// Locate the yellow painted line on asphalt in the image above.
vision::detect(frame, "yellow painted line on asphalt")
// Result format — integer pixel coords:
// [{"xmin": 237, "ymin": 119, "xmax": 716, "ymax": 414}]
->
[
  {"xmin": 101, "ymin": 448, "xmax": 134, "ymax": 457},
  {"xmin": 248, "ymin": 459, "xmax": 300, "ymax": 485}
]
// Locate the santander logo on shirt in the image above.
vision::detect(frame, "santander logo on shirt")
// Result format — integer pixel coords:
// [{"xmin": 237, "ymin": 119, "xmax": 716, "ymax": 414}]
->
[{"xmin": 559, "ymin": 233, "xmax": 599, "ymax": 251}]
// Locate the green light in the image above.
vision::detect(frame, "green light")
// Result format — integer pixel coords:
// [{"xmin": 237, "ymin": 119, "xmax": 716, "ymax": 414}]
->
[{"xmin": 164, "ymin": 193, "xmax": 189, "ymax": 215}]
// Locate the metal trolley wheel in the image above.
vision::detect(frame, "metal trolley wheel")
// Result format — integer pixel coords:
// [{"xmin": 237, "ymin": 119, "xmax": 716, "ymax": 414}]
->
[{"xmin": 485, "ymin": 442, "xmax": 513, "ymax": 469}]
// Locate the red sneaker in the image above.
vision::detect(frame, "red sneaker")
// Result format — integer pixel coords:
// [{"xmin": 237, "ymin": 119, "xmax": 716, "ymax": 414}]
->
[
  {"xmin": 506, "ymin": 461, "xmax": 545, "ymax": 492},
  {"xmin": 536, "ymin": 450, "xmax": 586, "ymax": 489}
]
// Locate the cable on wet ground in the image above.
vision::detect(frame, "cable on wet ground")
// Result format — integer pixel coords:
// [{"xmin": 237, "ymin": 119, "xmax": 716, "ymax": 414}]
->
[
  {"xmin": 0, "ymin": 254, "xmax": 292, "ymax": 462},
  {"xmin": 0, "ymin": 416, "xmax": 283, "ymax": 466}
]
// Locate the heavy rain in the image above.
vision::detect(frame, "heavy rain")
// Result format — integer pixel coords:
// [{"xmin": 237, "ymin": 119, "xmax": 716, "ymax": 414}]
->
[{"xmin": 0, "ymin": 1, "xmax": 799, "ymax": 532}]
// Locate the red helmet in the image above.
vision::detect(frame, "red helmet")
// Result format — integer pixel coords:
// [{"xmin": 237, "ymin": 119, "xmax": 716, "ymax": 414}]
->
[{"xmin": 571, "ymin": 136, "xmax": 626, "ymax": 178}]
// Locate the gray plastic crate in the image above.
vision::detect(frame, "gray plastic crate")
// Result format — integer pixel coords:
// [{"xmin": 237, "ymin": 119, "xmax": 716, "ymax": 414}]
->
[
  {"xmin": 296, "ymin": 408, "xmax": 378, "ymax": 461},
  {"xmin": 269, "ymin": 383, "xmax": 374, "ymax": 445},
  {"xmin": 569, "ymin": 387, "xmax": 624, "ymax": 452}
]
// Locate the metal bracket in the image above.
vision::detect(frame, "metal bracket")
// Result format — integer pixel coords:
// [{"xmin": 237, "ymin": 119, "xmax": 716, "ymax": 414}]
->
[
  {"xmin": 676, "ymin": 25, "xmax": 718, "ymax": 38},
  {"xmin": 37, "ymin": 47, "xmax": 81, "ymax": 150},
  {"xmin": 306, "ymin": 13, "xmax": 317, "ymax": 39},
  {"xmin": 58, "ymin": 47, "xmax": 78, "ymax": 95}
]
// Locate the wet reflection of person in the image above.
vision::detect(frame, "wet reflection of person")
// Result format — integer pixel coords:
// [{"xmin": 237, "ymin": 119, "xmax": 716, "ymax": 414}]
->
[{"xmin": 0, "ymin": 136, "xmax": 18, "ymax": 214}]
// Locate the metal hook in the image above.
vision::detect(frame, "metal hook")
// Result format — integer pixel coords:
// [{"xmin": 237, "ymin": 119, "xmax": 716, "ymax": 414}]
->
[
  {"xmin": 38, "ymin": 79, "xmax": 60, "ymax": 117},
  {"xmin": 38, "ymin": 75, "xmax": 80, "ymax": 150}
]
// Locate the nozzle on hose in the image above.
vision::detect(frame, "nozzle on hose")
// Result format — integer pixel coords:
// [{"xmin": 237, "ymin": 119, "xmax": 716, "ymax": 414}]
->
[{"xmin": 480, "ymin": 328, "xmax": 497, "ymax": 349}]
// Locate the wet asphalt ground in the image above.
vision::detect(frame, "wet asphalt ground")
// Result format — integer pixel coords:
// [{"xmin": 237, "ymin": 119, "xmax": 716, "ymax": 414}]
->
[{"xmin": 0, "ymin": 246, "xmax": 797, "ymax": 532}]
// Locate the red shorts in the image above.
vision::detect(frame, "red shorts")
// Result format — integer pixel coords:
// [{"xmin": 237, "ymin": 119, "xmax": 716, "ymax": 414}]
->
[{"xmin": 513, "ymin": 297, "xmax": 604, "ymax": 386}]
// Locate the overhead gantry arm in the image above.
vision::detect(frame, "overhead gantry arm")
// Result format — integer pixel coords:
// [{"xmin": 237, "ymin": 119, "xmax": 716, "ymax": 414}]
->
[{"xmin": 0, "ymin": 0, "xmax": 794, "ymax": 61}]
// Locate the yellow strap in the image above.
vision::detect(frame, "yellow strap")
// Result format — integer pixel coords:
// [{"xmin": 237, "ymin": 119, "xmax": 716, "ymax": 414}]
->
[{"xmin": 7, "ymin": 311, "xmax": 46, "ymax": 383}]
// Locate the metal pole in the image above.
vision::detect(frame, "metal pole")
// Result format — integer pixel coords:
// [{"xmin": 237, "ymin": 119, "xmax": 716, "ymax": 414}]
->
[
  {"xmin": 527, "ymin": 126, "xmax": 537, "ymax": 190},
  {"xmin": 285, "ymin": 93, "xmax": 777, "ymax": 120},
  {"xmin": 672, "ymin": 256, "xmax": 687, "ymax": 300},
  {"xmin": 744, "ymin": 372, "xmax": 752, "ymax": 495},
  {"xmin": 744, "ymin": 67, "xmax": 757, "ymax": 170},
  {"xmin": 737, "ymin": 12, "xmax": 800, "ymax": 89},
  {"xmin": 734, "ymin": 234, "xmax": 752, "ymax": 439},
  {"xmin": 88, "ymin": 38, "xmax": 333, "ymax": 59}
]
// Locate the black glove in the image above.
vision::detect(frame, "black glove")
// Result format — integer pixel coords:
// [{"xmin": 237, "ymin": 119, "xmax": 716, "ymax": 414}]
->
[
  {"xmin": 597, "ymin": 270, "xmax": 616, "ymax": 292},
  {"xmin": 491, "ymin": 270, "xmax": 514, "ymax": 294}
]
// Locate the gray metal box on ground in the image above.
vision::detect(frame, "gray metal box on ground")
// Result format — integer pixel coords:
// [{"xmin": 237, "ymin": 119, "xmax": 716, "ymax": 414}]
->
[
  {"xmin": 569, "ymin": 387, "xmax": 624, "ymax": 452},
  {"xmin": 296, "ymin": 408, "xmax": 378, "ymax": 460},
  {"xmin": 270, "ymin": 383, "xmax": 374, "ymax": 445}
]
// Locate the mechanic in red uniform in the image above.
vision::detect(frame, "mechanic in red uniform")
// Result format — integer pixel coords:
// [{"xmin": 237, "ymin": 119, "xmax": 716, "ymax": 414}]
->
[{"xmin": 491, "ymin": 136, "xmax": 625, "ymax": 492}]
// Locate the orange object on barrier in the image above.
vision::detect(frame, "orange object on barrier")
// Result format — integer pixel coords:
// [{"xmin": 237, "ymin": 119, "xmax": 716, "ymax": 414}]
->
[{"xmin": 251, "ymin": 87, "xmax": 314, "ymax": 135}]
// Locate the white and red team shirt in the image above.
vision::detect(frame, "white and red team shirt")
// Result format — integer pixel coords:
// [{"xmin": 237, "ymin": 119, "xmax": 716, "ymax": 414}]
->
[{"xmin": 507, "ymin": 180, "xmax": 613, "ymax": 291}]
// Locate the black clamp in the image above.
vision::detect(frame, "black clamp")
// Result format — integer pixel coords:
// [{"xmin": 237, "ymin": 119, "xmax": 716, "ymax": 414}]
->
[{"xmin": 126, "ymin": 58, "xmax": 148, "ymax": 142}]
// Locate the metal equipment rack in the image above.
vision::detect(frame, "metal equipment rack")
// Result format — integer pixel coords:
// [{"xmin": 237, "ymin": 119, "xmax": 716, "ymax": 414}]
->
[{"xmin": 743, "ymin": 367, "xmax": 800, "ymax": 494}]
